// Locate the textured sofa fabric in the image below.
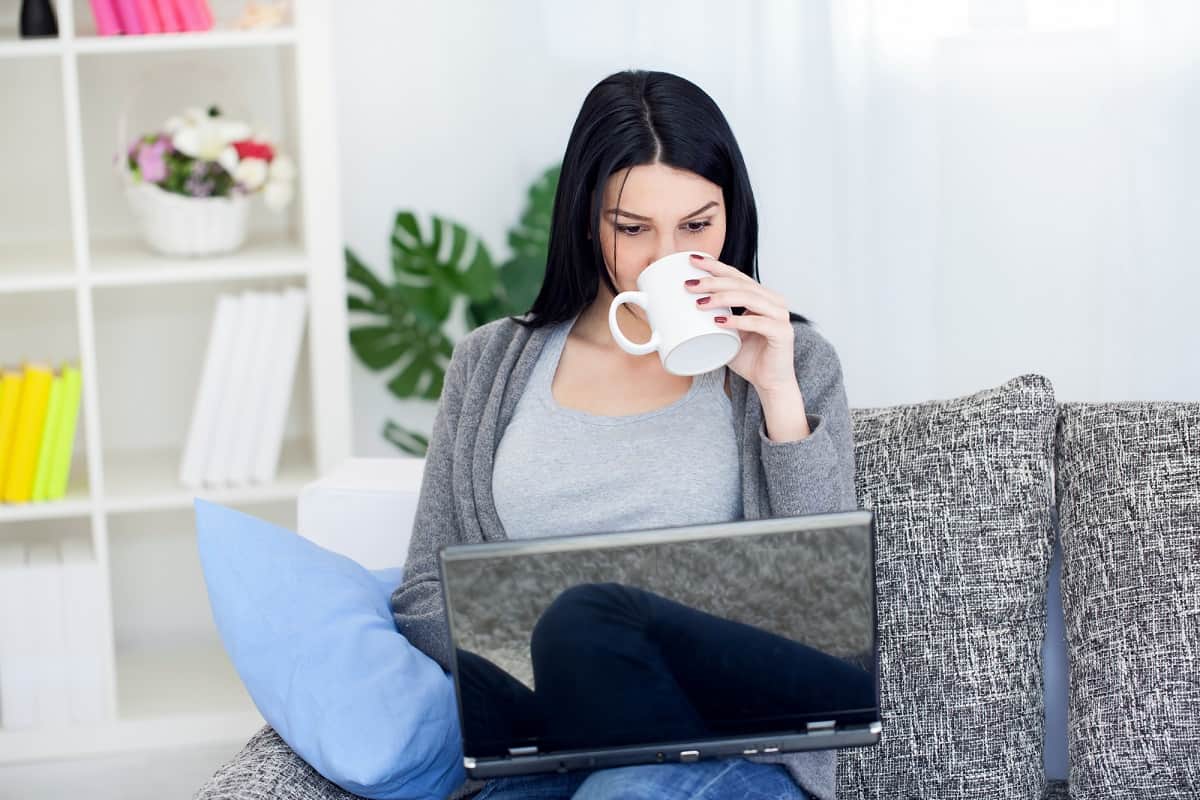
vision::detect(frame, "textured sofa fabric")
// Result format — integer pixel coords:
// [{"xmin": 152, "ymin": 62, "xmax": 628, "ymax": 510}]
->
[
  {"xmin": 195, "ymin": 726, "xmax": 360, "ymax": 800},
  {"xmin": 837, "ymin": 374, "xmax": 1057, "ymax": 800},
  {"xmin": 194, "ymin": 726, "xmax": 482, "ymax": 800},
  {"xmin": 1054, "ymin": 402, "xmax": 1200, "ymax": 799}
]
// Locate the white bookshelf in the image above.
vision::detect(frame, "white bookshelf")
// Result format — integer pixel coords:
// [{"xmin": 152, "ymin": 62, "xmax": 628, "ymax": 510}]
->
[{"xmin": 0, "ymin": 0, "xmax": 351, "ymax": 764}]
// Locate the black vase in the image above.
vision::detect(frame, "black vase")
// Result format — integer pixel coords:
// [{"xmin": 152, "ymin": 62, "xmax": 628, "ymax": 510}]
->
[{"xmin": 20, "ymin": 0, "xmax": 59, "ymax": 39}]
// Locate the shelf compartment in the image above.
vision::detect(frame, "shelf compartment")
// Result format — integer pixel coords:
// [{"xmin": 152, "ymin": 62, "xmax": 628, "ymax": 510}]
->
[
  {"xmin": 0, "ymin": 57, "xmax": 76, "ymax": 278},
  {"xmin": 0, "ymin": 290, "xmax": 93, "ymax": 516},
  {"xmin": 90, "ymin": 279, "xmax": 315, "ymax": 507},
  {"xmin": 76, "ymin": 46, "xmax": 303, "ymax": 253}
]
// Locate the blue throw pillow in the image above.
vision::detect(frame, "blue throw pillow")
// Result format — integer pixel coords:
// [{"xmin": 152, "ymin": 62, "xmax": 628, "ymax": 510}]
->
[{"xmin": 194, "ymin": 499, "xmax": 464, "ymax": 800}]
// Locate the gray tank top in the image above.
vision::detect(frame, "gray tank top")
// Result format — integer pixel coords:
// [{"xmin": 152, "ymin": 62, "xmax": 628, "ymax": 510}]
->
[{"xmin": 493, "ymin": 312, "xmax": 742, "ymax": 540}]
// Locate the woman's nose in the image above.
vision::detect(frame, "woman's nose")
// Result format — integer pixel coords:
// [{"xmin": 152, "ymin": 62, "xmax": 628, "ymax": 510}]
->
[{"xmin": 654, "ymin": 234, "xmax": 687, "ymax": 262}]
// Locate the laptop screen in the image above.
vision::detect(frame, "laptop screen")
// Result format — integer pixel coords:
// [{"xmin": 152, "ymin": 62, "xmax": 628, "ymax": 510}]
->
[{"xmin": 440, "ymin": 514, "xmax": 878, "ymax": 760}]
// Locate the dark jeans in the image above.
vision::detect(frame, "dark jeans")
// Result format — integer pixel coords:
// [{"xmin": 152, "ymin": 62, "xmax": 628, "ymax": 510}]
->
[{"xmin": 458, "ymin": 582, "xmax": 873, "ymax": 754}]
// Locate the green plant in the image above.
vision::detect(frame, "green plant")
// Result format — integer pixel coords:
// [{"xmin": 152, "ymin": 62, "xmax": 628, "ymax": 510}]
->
[{"xmin": 346, "ymin": 164, "xmax": 560, "ymax": 456}]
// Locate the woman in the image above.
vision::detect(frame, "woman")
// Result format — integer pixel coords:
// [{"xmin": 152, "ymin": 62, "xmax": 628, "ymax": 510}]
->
[{"xmin": 390, "ymin": 69, "xmax": 858, "ymax": 800}]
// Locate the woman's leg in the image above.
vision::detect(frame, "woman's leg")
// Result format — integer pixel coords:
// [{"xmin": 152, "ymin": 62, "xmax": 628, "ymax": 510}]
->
[
  {"xmin": 456, "ymin": 648, "xmax": 543, "ymax": 747},
  {"xmin": 570, "ymin": 759, "xmax": 807, "ymax": 800},
  {"xmin": 531, "ymin": 582, "xmax": 873, "ymax": 739},
  {"xmin": 530, "ymin": 583, "xmax": 711, "ymax": 750},
  {"xmin": 636, "ymin": 585, "xmax": 875, "ymax": 726},
  {"xmin": 474, "ymin": 771, "xmax": 587, "ymax": 800}
]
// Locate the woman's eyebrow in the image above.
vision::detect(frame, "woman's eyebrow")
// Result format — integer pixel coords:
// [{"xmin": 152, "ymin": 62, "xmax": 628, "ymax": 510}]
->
[
  {"xmin": 605, "ymin": 201, "xmax": 720, "ymax": 222},
  {"xmin": 680, "ymin": 201, "xmax": 719, "ymax": 220}
]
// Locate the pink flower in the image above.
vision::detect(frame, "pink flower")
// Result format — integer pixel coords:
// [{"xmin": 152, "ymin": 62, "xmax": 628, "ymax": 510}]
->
[{"xmin": 137, "ymin": 137, "xmax": 170, "ymax": 183}]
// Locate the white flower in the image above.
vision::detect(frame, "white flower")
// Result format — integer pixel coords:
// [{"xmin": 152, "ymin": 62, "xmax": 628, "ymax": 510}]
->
[
  {"xmin": 234, "ymin": 157, "xmax": 269, "ymax": 191},
  {"xmin": 171, "ymin": 114, "xmax": 253, "ymax": 161},
  {"xmin": 263, "ymin": 178, "xmax": 294, "ymax": 211},
  {"xmin": 269, "ymin": 154, "xmax": 296, "ymax": 182},
  {"xmin": 218, "ymin": 146, "xmax": 240, "ymax": 175}
]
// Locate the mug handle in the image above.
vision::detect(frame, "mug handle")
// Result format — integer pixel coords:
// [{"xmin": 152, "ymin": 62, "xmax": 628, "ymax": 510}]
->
[{"xmin": 608, "ymin": 291, "xmax": 661, "ymax": 355}]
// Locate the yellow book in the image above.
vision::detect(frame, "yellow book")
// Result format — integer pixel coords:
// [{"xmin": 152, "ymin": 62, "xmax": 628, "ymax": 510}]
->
[
  {"xmin": 3, "ymin": 363, "xmax": 53, "ymax": 503},
  {"xmin": 49, "ymin": 364, "xmax": 83, "ymax": 501},
  {"xmin": 32, "ymin": 373, "xmax": 64, "ymax": 502},
  {"xmin": 0, "ymin": 370, "xmax": 24, "ymax": 496}
]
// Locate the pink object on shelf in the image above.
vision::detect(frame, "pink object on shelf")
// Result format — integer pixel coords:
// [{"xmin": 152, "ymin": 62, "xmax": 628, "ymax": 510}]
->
[
  {"xmin": 195, "ymin": 0, "xmax": 214, "ymax": 30},
  {"xmin": 152, "ymin": 0, "xmax": 181, "ymax": 32},
  {"xmin": 112, "ymin": 0, "xmax": 144, "ymax": 35},
  {"xmin": 135, "ymin": 0, "xmax": 162, "ymax": 33},
  {"xmin": 171, "ymin": 0, "xmax": 207, "ymax": 32},
  {"xmin": 87, "ymin": 0, "xmax": 122, "ymax": 35}
]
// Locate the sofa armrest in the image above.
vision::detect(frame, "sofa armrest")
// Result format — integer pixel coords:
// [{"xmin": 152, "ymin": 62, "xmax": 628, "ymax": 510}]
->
[{"xmin": 297, "ymin": 457, "xmax": 425, "ymax": 571}]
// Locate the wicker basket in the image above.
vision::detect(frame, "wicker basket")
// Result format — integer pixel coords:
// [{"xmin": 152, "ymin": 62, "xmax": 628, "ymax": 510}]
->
[{"xmin": 122, "ymin": 173, "xmax": 250, "ymax": 257}]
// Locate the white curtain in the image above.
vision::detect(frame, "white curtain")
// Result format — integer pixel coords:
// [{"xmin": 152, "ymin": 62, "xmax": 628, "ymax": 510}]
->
[
  {"xmin": 536, "ymin": 0, "xmax": 1200, "ymax": 405},
  {"xmin": 336, "ymin": 1, "xmax": 1199, "ymax": 455}
]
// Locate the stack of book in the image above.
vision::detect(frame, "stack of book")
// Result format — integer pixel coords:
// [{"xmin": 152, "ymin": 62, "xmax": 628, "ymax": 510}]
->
[
  {"xmin": 0, "ymin": 539, "xmax": 109, "ymax": 730},
  {"xmin": 0, "ymin": 364, "xmax": 83, "ymax": 505},
  {"xmin": 86, "ymin": 0, "xmax": 214, "ymax": 36},
  {"xmin": 180, "ymin": 286, "xmax": 308, "ymax": 489}
]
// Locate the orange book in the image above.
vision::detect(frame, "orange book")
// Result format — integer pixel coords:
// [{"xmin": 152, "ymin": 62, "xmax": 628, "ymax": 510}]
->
[{"xmin": 2, "ymin": 363, "xmax": 54, "ymax": 503}]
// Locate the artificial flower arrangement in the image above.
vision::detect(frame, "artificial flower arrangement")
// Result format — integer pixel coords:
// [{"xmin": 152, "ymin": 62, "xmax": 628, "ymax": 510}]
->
[{"xmin": 122, "ymin": 105, "xmax": 297, "ymax": 256}]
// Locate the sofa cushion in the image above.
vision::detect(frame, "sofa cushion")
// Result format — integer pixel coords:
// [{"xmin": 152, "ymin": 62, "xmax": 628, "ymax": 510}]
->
[
  {"xmin": 1054, "ymin": 401, "xmax": 1200, "ymax": 798},
  {"xmin": 837, "ymin": 374, "xmax": 1057, "ymax": 800}
]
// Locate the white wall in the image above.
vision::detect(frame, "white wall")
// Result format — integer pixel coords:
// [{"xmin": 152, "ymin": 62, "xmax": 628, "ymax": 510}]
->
[{"xmin": 332, "ymin": 0, "xmax": 1200, "ymax": 457}]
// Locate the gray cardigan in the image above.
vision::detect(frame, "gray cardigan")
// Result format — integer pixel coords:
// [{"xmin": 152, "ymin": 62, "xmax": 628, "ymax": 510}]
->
[{"xmin": 389, "ymin": 313, "xmax": 858, "ymax": 800}]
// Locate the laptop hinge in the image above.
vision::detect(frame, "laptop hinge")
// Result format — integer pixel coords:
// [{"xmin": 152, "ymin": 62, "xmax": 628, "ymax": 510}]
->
[
  {"xmin": 507, "ymin": 745, "xmax": 539, "ymax": 757},
  {"xmin": 805, "ymin": 720, "xmax": 837, "ymax": 735}
]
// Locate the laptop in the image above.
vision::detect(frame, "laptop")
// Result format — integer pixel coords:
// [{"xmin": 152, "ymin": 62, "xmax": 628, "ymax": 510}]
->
[{"xmin": 438, "ymin": 509, "xmax": 881, "ymax": 779}]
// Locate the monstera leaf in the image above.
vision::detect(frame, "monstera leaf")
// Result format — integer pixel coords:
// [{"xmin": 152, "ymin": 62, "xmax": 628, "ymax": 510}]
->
[
  {"xmin": 466, "ymin": 165, "xmax": 559, "ymax": 328},
  {"xmin": 347, "ymin": 166, "xmax": 560, "ymax": 456},
  {"xmin": 346, "ymin": 242, "xmax": 454, "ymax": 402},
  {"xmin": 390, "ymin": 211, "xmax": 497, "ymax": 326}
]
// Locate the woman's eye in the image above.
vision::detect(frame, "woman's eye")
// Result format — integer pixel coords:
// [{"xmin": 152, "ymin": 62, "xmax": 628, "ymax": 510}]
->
[
  {"xmin": 617, "ymin": 224, "xmax": 645, "ymax": 236},
  {"xmin": 684, "ymin": 220, "xmax": 712, "ymax": 233}
]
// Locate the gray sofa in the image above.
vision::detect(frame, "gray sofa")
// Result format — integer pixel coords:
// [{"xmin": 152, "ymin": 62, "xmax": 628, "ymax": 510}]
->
[{"xmin": 194, "ymin": 374, "xmax": 1199, "ymax": 800}]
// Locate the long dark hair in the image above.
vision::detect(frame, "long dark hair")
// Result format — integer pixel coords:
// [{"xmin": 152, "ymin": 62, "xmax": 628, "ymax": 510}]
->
[{"xmin": 512, "ymin": 69, "xmax": 809, "ymax": 329}]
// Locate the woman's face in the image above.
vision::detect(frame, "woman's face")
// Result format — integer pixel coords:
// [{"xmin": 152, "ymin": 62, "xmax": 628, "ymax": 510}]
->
[{"xmin": 597, "ymin": 162, "xmax": 727, "ymax": 297}]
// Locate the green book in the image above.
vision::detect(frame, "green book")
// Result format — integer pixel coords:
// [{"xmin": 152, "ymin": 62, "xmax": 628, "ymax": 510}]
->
[
  {"xmin": 31, "ymin": 373, "xmax": 64, "ymax": 502},
  {"xmin": 48, "ymin": 365, "xmax": 82, "ymax": 501}
]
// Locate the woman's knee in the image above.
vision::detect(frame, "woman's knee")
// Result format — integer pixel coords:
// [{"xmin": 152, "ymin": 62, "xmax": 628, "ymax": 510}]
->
[{"xmin": 531, "ymin": 582, "xmax": 644, "ymax": 659}]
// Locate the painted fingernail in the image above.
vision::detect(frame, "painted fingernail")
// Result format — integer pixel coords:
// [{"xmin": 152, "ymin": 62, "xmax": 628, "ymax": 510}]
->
[
  {"xmin": 697, "ymin": 296, "xmax": 711, "ymax": 305},
  {"xmin": 684, "ymin": 279, "xmax": 700, "ymax": 286},
  {"xmin": 690, "ymin": 253, "xmax": 704, "ymax": 260},
  {"xmin": 714, "ymin": 316, "xmax": 728, "ymax": 323}
]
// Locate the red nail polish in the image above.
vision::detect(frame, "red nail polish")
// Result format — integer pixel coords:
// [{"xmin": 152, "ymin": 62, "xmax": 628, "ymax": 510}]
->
[
  {"xmin": 690, "ymin": 253, "xmax": 704, "ymax": 260},
  {"xmin": 684, "ymin": 279, "xmax": 700, "ymax": 286},
  {"xmin": 714, "ymin": 316, "xmax": 728, "ymax": 323},
  {"xmin": 697, "ymin": 296, "xmax": 711, "ymax": 305}
]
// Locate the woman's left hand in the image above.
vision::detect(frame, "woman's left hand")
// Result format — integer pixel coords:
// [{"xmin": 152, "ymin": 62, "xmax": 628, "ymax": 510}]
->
[{"xmin": 684, "ymin": 253, "xmax": 798, "ymax": 397}]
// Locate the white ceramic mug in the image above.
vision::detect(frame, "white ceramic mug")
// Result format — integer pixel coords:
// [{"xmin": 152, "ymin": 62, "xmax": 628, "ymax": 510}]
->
[{"xmin": 607, "ymin": 250, "xmax": 742, "ymax": 376}]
